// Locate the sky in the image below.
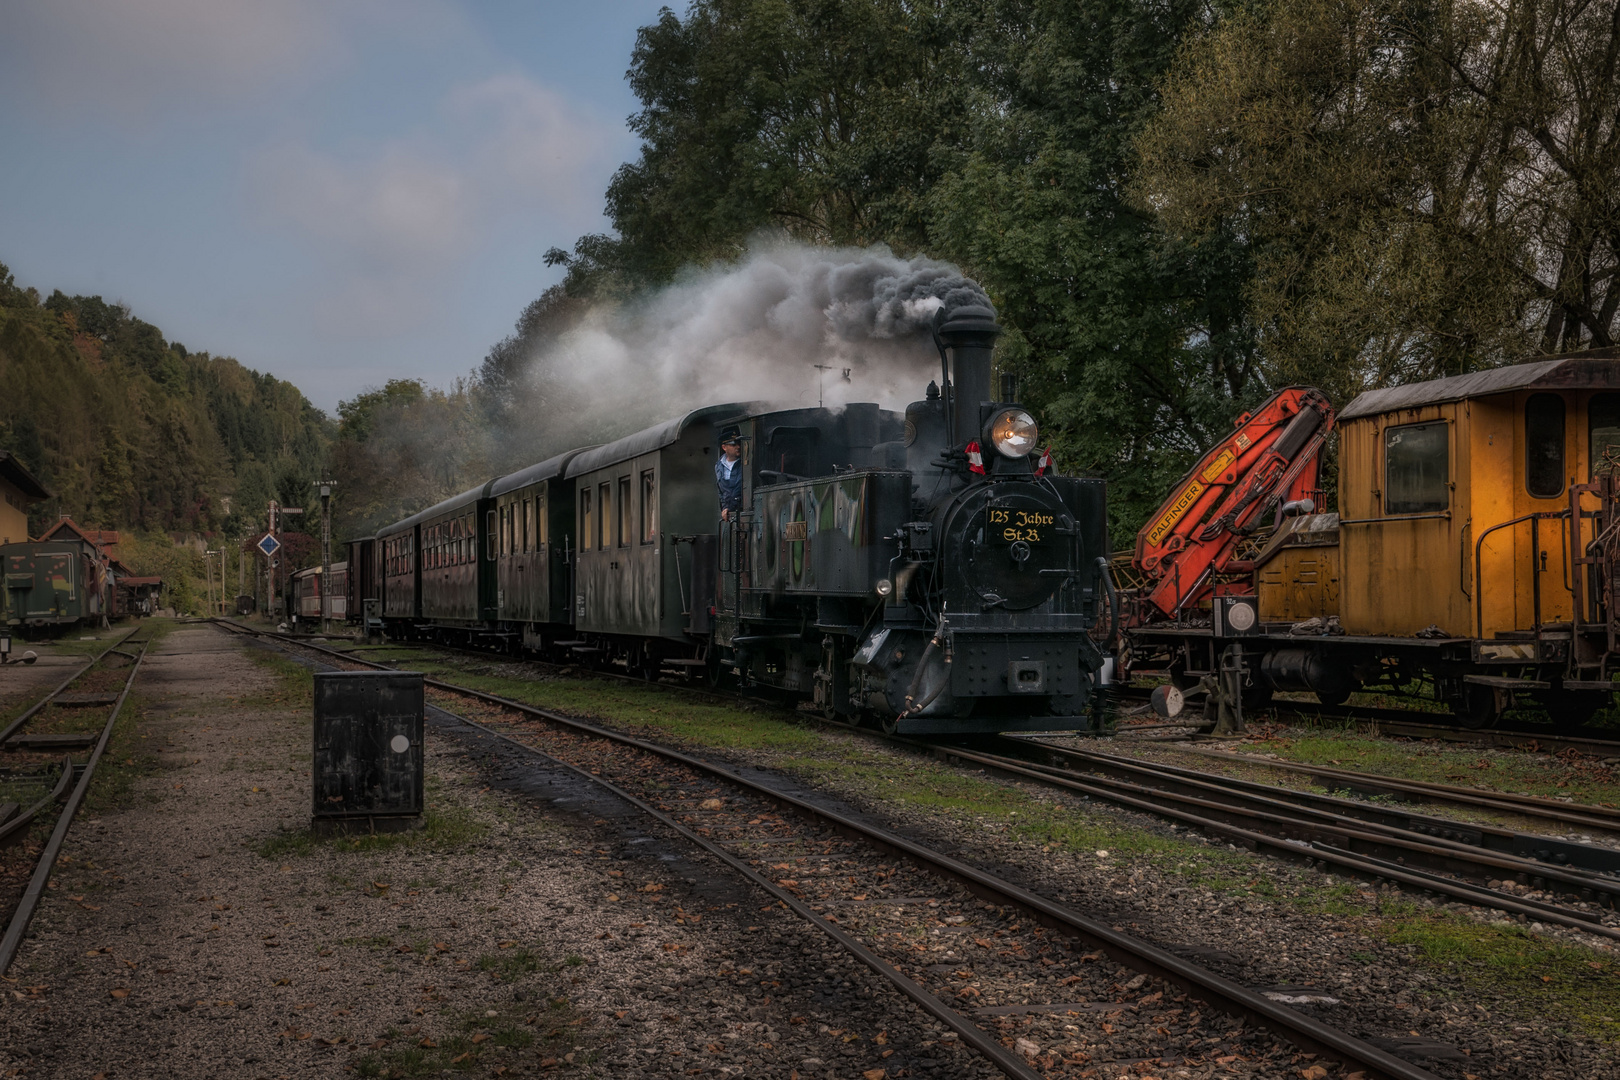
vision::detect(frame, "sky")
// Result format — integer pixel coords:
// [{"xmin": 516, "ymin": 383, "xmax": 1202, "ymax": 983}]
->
[{"xmin": 0, "ymin": 0, "xmax": 672, "ymax": 413}]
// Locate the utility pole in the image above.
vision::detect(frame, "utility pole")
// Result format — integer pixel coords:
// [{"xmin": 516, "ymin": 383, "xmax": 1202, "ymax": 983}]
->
[
  {"xmin": 279, "ymin": 505, "xmax": 304, "ymax": 624},
  {"xmin": 317, "ymin": 481, "xmax": 335, "ymax": 633},
  {"xmin": 266, "ymin": 500, "xmax": 277, "ymax": 620}
]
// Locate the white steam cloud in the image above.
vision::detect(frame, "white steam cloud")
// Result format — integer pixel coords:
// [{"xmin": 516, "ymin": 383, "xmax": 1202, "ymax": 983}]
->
[{"xmin": 531, "ymin": 242, "xmax": 992, "ymax": 431}]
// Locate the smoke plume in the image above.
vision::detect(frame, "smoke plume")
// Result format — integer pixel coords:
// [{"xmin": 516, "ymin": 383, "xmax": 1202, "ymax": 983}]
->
[{"xmin": 511, "ymin": 241, "xmax": 992, "ymax": 458}]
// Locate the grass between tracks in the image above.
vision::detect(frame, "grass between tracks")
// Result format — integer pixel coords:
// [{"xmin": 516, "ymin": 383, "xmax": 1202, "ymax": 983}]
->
[
  {"xmin": 264, "ymin": 639, "xmax": 1620, "ymax": 1044},
  {"xmin": 1223, "ymin": 724, "xmax": 1620, "ymax": 808}
]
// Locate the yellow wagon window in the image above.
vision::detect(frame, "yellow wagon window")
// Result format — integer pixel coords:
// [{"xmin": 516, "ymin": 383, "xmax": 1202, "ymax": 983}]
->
[
  {"xmin": 1526, "ymin": 393, "xmax": 1566, "ymax": 498},
  {"xmin": 580, "ymin": 488, "xmax": 593, "ymax": 551},
  {"xmin": 1591, "ymin": 393, "xmax": 1620, "ymax": 477},
  {"xmin": 1385, "ymin": 421, "xmax": 1449, "ymax": 514}
]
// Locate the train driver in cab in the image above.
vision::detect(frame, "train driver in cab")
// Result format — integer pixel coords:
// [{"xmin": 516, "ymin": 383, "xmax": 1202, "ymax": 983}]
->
[{"xmin": 716, "ymin": 426, "xmax": 743, "ymax": 522}]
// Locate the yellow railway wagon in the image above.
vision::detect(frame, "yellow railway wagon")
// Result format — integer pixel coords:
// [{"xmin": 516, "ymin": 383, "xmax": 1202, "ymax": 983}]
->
[{"xmin": 1129, "ymin": 349, "xmax": 1620, "ymax": 729}]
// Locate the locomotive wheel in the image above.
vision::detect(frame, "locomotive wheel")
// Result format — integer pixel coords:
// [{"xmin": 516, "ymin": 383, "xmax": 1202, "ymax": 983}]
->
[{"xmin": 878, "ymin": 713, "xmax": 899, "ymax": 736}]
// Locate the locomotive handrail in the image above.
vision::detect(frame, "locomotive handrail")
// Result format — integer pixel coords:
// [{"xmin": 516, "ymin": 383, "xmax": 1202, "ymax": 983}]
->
[{"xmin": 1473, "ymin": 510, "xmax": 1569, "ymax": 639}]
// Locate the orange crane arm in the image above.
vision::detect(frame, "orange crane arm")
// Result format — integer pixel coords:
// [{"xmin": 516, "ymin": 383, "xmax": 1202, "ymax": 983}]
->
[{"xmin": 1131, "ymin": 387, "xmax": 1335, "ymax": 621}]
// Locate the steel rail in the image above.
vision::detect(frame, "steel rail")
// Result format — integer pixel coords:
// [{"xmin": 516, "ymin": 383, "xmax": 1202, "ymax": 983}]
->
[
  {"xmin": 0, "ymin": 755, "xmax": 77, "ymax": 848},
  {"xmin": 456, "ymin": 714, "xmax": 1044, "ymax": 1080},
  {"xmin": 0, "ymin": 637, "xmax": 149, "ymax": 975},
  {"xmin": 920, "ymin": 741, "xmax": 1620, "ymax": 941},
  {"xmin": 1113, "ymin": 684, "xmax": 1620, "ymax": 756},
  {"xmin": 1000, "ymin": 741, "xmax": 1620, "ymax": 879},
  {"xmin": 1150, "ymin": 743, "xmax": 1620, "ymax": 832},
  {"xmin": 220, "ymin": 620, "xmax": 1443, "ymax": 1080},
  {"xmin": 0, "ymin": 628, "xmax": 140, "ymax": 747}
]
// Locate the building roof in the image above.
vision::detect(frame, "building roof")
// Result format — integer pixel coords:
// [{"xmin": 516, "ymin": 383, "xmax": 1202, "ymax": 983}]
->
[
  {"xmin": 1339, "ymin": 350, "xmax": 1620, "ymax": 420},
  {"xmin": 38, "ymin": 517, "xmax": 119, "ymax": 548},
  {"xmin": 0, "ymin": 452, "xmax": 51, "ymax": 501}
]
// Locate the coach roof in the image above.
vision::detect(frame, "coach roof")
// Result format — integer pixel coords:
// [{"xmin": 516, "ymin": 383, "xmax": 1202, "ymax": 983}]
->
[
  {"xmin": 1340, "ymin": 351, "xmax": 1620, "ymax": 421},
  {"xmin": 565, "ymin": 402, "xmax": 755, "ymax": 477},
  {"xmin": 377, "ymin": 478, "xmax": 498, "ymax": 538},
  {"xmin": 489, "ymin": 446, "xmax": 597, "ymax": 498}
]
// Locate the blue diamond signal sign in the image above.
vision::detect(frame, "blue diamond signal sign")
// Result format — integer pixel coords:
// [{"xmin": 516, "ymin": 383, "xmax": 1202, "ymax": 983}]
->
[{"xmin": 257, "ymin": 534, "xmax": 281, "ymax": 558}]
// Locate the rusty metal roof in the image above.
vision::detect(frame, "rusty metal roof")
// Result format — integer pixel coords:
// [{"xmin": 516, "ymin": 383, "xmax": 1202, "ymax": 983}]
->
[{"xmin": 1339, "ymin": 350, "xmax": 1620, "ymax": 420}]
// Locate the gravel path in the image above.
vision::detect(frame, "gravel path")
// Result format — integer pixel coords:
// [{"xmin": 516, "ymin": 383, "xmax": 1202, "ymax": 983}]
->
[{"xmin": 0, "ymin": 626, "xmax": 1002, "ymax": 1079}]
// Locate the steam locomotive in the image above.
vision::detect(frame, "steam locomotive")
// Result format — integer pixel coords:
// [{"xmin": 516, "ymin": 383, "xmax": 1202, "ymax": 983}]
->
[{"xmin": 348, "ymin": 303, "xmax": 1112, "ymax": 734}]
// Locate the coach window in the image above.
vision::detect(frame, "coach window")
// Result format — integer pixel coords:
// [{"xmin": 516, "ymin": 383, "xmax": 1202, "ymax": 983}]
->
[
  {"xmin": 1591, "ymin": 394, "xmax": 1620, "ymax": 477},
  {"xmin": 618, "ymin": 476, "xmax": 632, "ymax": 547},
  {"xmin": 598, "ymin": 482, "xmax": 612, "ymax": 550},
  {"xmin": 1384, "ymin": 420, "xmax": 1449, "ymax": 514},
  {"xmin": 520, "ymin": 499, "xmax": 529, "ymax": 553},
  {"xmin": 1526, "ymin": 393, "xmax": 1566, "ymax": 498},
  {"xmin": 580, "ymin": 488, "xmax": 594, "ymax": 550},
  {"xmin": 641, "ymin": 470, "xmax": 657, "ymax": 544}
]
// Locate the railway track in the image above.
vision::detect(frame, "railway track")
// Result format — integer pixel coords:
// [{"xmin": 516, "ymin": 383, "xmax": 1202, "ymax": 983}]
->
[
  {"xmin": 1115, "ymin": 684, "xmax": 1620, "ymax": 757},
  {"xmin": 256, "ymin": 623, "xmax": 1620, "ymax": 930},
  {"xmin": 0, "ymin": 630, "xmax": 149, "ymax": 974},
  {"xmin": 931, "ymin": 736, "xmax": 1620, "ymax": 942},
  {"xmin": 219, "ymin": 619, "xmax": 1456, "ymax": 1080}
]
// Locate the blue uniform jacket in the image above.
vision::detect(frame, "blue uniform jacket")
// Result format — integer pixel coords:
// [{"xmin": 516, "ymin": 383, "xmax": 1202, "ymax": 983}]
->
[{"xmin": 715, "ymin": 457, "xmax": 743, "ymax": 515}]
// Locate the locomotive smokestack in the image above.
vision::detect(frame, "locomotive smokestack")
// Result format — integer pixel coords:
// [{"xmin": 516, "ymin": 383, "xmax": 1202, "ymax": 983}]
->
[{"xmin": 934, "ymin": 302, "xmax": 1001, "ymax": 447}]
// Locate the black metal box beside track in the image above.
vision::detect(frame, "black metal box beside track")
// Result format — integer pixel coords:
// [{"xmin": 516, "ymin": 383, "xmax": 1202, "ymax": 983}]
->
[{"xmin": 312, "ymin": 671, "xmax": 424, "ymax": 827}]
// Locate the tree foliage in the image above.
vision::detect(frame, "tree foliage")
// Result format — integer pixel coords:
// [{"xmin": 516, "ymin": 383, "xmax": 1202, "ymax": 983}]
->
[
  {"xmin": 925, "ymin": 0, "xmax": 1259, "ymax": 532},
  {"xmin": 328, "ymin": 378, "xmax": 493, "ymax": 539},
  {"xmin": 0, "ymin": 259, "xmax": 331, "ymax": 540},
  {"xmin": 547, "ymin": 0, "xmax": 965, "ymax": 290},
  {"xmin": 544, "ymin": 0, "xmax": 1256, "ymax": 536},
  {"xmin": 1135, "ymin": 0, "xmax": 1620, "ymax": 403}
]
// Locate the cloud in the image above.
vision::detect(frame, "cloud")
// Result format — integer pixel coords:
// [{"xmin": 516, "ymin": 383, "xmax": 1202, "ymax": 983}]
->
[
  {"xmin": 0, "ymin": 0, "xmax": 342, "ymax": 114},
  {"xmin": 247, "ymin": 73, "xmax": 614, "ymax": 336}
]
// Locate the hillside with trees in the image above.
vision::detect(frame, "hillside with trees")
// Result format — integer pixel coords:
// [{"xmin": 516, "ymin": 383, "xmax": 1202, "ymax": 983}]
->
[{"xmin": 0, "ymin": 258, "xmax": 331, "ymax": 547}]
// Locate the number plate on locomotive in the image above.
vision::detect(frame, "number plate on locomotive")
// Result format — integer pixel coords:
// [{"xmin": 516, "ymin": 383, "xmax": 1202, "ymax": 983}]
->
[{"xmin": 986, "ymin": 507, "xmax": 1053, "ymax": 544}]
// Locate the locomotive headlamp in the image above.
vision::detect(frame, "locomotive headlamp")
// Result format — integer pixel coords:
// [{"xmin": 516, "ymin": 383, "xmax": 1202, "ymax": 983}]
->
[
  {"xmin": 875, "ymin": 579, "xmax": 894, "ymax": 598},
  {"xmin": 989, "ymin": 409, "xmax": 1039, "ymax": 458}
]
